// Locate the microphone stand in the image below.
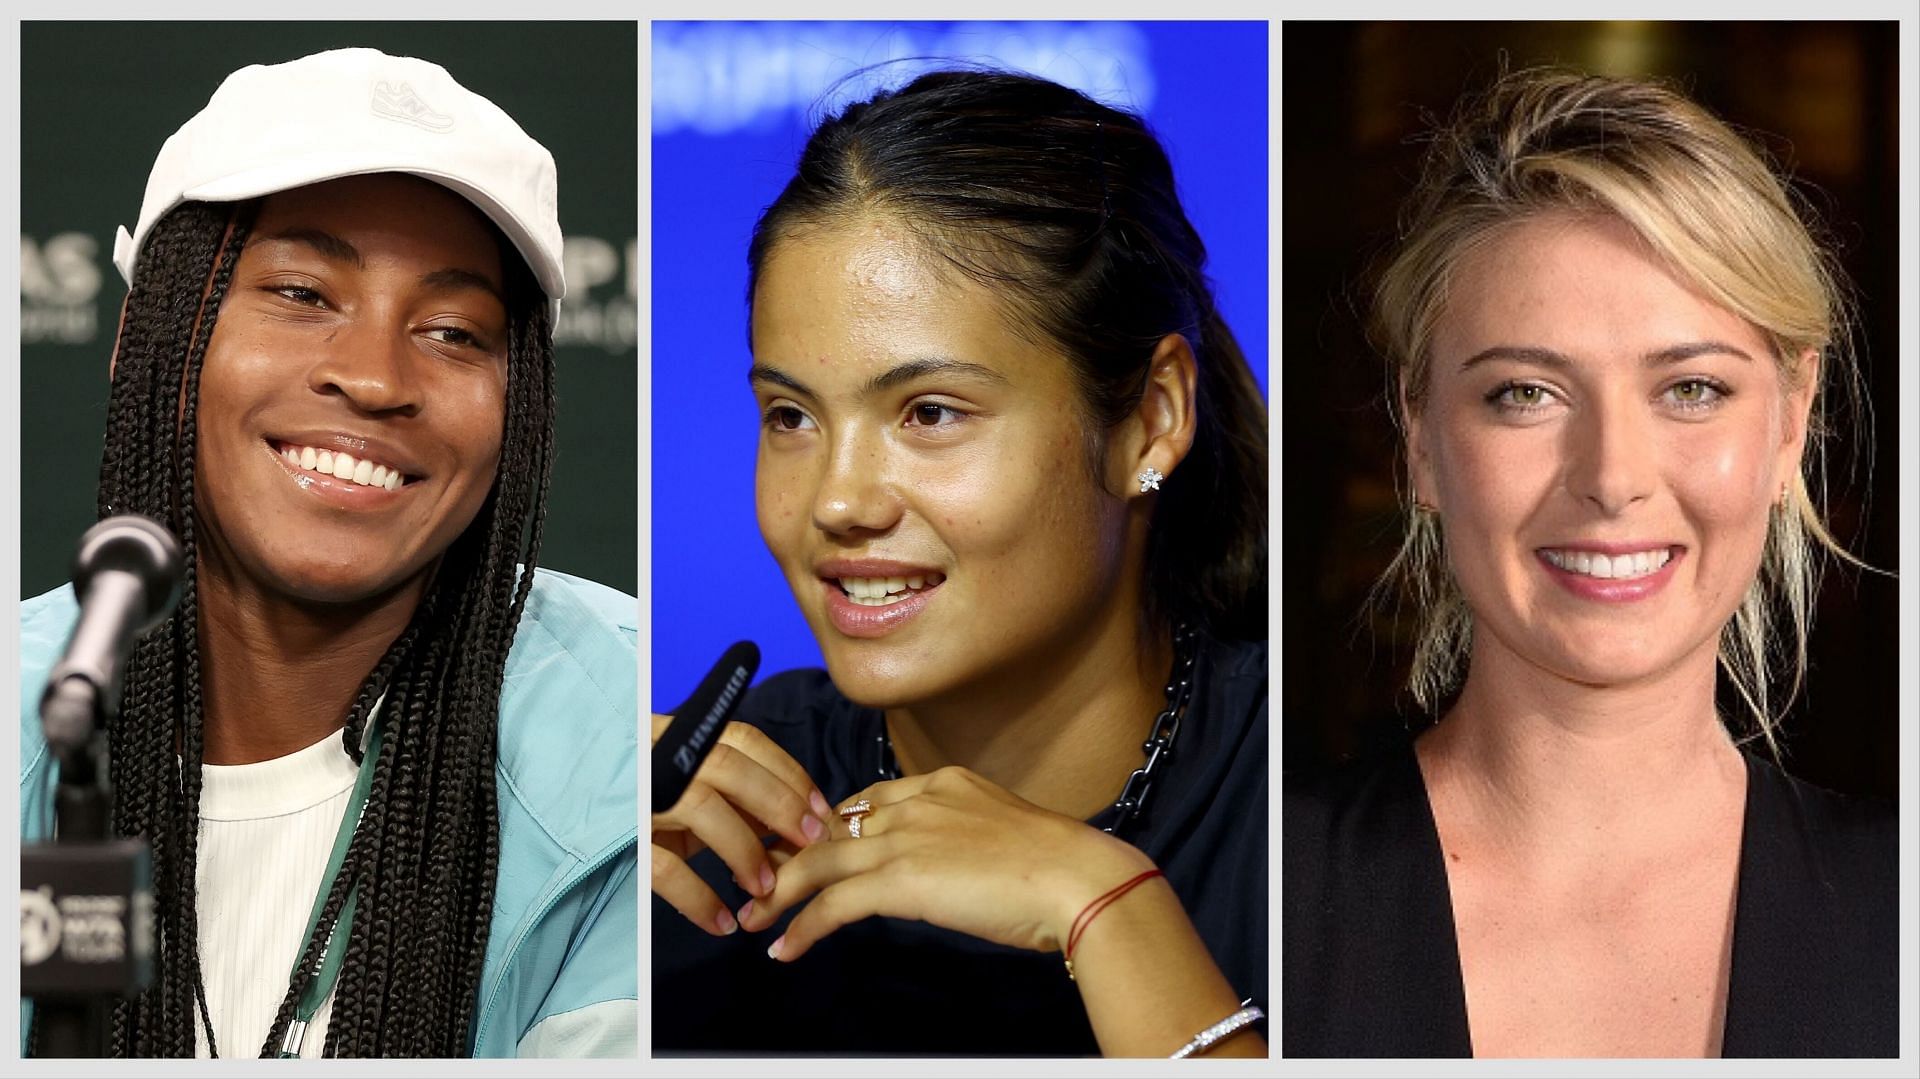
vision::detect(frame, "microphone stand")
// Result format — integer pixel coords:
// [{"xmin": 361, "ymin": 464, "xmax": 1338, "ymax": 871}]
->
[
  {"xmin": 22, "ymin": 679, "xmax": 154, "ymax": 1058},
  {"xmin": 22, "ymin": 519, "xmax": 177, "ymax": 1058}
]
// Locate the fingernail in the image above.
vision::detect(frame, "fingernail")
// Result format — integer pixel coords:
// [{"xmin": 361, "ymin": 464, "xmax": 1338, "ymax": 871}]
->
[
  {"xmin": 737, "ymin": 900, "xmax": 755, "ymax": 927},
  {"xmin": 767, "ymin": 934, "xmax": 785, "ymax": 961},
  {"xmin": 714, "ymin": 909, "xmax": 738, "ymax": 935},
  {"xmin": 759, "ymin": 863, "xmax": 777, "ymax": 896},
  {"xmin": 809, "ymin": 790, "xmax": 832, "ymax": 818},
  {"xmin": 802, "ymin": 814, "xmax": 826, "ymax": 842}
]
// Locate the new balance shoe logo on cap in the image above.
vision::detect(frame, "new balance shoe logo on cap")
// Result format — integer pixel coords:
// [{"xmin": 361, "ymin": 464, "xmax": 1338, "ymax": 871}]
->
[{"xmin": 371, "ymin": 81, "xmax": 455, "ymax": 132}]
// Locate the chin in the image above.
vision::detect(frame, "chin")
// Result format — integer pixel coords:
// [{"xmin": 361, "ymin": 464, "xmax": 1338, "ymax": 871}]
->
[
  {"xmin": 1536, "ymin": 638, "xmax": 1693, "ymax": 690},
  {"xmin": 818, "ymin": 646, "xmax": 939, "ymax": 710},
  {"xmin": 257, "ymin": 558, "xmax": 419, "ymax": 607}
]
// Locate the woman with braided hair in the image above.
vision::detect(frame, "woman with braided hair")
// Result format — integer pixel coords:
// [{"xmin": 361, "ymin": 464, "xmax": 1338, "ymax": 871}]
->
[
  {"xmin": 651, "ymin": 70, "xmax": 1268, "ymax": 1056},
  {"xmin": 19, "ymin": 48, "xmax": 637, "ymax": 1057}
]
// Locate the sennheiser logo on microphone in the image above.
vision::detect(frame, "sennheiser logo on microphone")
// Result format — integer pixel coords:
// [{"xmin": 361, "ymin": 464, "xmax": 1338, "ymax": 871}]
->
[{"xmin": 673, "ymin": 666, "xmax": 749, "ymax": 775}]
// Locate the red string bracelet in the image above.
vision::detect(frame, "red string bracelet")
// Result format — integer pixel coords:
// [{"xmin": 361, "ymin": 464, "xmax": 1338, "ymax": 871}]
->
[{"xmin": 1063, "ymin": 868, "xmax": 1164, "ymax": 980}]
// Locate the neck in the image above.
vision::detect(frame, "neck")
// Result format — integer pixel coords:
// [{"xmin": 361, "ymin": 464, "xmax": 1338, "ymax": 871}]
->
[
  {"xmin": 884, "ymin": 613, "xmax": 1174, "ymax": 822},
  {"xmin": 194, "ymin": 561, "xmax": 425, "ymax": 765},
  {"xmin": 1418, "ymin": 635, "xmax": 1744, "ymax": 855}
]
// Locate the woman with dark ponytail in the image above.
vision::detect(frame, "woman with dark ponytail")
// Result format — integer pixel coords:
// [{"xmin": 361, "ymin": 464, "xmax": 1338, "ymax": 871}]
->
[
  {"xmin": 19, "ymin": 49, "xmax": 637, "ymax": 1057},
  {"xmin": 651, "ymin": 71, "xmax": 1268, "ymax": 1056}
]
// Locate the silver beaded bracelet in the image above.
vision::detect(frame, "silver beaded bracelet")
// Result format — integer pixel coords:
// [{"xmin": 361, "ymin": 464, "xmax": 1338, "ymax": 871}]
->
[{"xmin": 1169, "ymin": 1003, "xmax": 1264, "ymax": 1058}]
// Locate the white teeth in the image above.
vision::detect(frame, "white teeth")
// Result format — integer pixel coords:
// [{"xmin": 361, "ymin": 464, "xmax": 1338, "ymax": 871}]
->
[
  {"xmin": 279, "ymin": 442, "xmax": 408, "ymax": 489},
  {"xmin": 839, "ymin": 573, "xmax": 944, "ymax": 603},
  {"xmin": 1544, "ymin": 548, "xmax": 1671, "ymax": 581}
]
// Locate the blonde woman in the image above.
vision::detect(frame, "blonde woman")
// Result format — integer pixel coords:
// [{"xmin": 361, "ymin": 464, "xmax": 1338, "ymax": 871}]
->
[{"xmin": 1282, "ymin": 69, "xmax": 1894, "ymax": 1058}]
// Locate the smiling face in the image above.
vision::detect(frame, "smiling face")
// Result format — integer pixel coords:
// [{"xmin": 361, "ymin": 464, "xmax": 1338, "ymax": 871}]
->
[
  {"xmin": 750, "ymin": 215, "xmax": 1140, "ymax": 707},
  {"xmin": 1408, "ymin": 212, "xmax": 1814, "ymax": 692},
  {"xmin": 193, "ymin": 173, "xmax": 510, "ymax": 606}
]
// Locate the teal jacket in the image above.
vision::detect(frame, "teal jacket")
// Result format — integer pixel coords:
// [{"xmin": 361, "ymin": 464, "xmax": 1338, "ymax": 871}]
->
[{"xmin": 19, "ymin": 568, "xmax": 638, "ymax": 1057}]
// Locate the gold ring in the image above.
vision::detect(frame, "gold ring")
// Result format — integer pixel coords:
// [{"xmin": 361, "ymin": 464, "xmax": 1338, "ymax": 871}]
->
[{"xmin": 837, "ymin": 798, "xmax": 873, "ymax": 839}]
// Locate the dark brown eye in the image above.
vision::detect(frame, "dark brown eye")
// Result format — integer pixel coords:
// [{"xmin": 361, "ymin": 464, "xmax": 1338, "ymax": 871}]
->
[
  {"xmin": 271, "ymin": 285, "xmax": 325, "ymax": 305},
  {"xmin": 769, "ymin": 406, "xmax": 810, "ymax": 430},
  {"xmin": 913, "ymin": 403, "xmax": 947, "ymax": 426}
]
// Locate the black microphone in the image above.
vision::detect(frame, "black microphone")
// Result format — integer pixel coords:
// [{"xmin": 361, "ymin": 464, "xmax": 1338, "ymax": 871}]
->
[
  {"xmin": 652, "ymin": 641, "xmax": 760, "ymax": 813},
  {"xmin": 40, "ymin": 515, "xmax": 184, "ymax": 757}
]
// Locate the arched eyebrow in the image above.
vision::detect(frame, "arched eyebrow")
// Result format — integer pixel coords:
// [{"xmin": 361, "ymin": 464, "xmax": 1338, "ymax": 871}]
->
[
  {"xmin": 864, "ymin": 357, "xmax": 1008, "ymax": 394},
  {"xmin": 419, "ymin": 267, "xmax": 505, "ymax": 305},
  {"xmin": 748, "ymin": 357, "xmax": 1008, "ymax": 398},
  {"xmin": 252, "ymin": 229, "xmax": 502, "ymax": 304},
  {"xmin": 749, "ymin": 363, "xmax": 813, "ymax": 398},
  {"xmin": 257, "ymin": 228, "xmax": 363, "ymax": 267},
  {"xmin": 1458, "ymin": 341, "xmax": 1756, "ymax": 371},
  {"xmin": 1643, "ymin": 341, "xmax": 1755, "ymax": 365}
]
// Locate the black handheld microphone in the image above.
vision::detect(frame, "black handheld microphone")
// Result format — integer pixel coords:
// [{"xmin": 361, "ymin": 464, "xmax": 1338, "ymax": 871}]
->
[
  {"xmin": 652, "ymin": 641, "xmax": 760, "ymax": 813},
  {"xmin": 40, "ymin": 515, "xmax": 185, "ymax": 757}
]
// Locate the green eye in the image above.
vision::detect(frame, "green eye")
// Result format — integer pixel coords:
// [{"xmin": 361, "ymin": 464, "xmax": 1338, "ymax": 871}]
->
[
  {"xmin": 1488, "ymin": 381, "xmax": 1552, "ymax": 410},
  {"xmin": 1666, "ymin": 379, "xmax": 1726, "ymax": 410}
]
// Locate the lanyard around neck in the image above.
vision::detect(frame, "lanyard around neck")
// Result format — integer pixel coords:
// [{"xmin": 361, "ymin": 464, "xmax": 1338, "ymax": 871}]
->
[{"xmin": 276, "ymin": 718, "xmax": 383, "ymax": 1058}]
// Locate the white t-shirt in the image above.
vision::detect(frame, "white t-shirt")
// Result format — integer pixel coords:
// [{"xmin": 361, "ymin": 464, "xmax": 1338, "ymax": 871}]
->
[{"xmin": 192, "ymin": 729, "xmax": 358, "ymax": 1058}]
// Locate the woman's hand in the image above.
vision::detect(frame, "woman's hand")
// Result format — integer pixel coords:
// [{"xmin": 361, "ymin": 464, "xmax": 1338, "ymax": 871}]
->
[
  {"xmin": 737, "ymin": 765, "xmax": 1154, "ymax": 960},
  {"xmin": 650, "ymin": 715, "xmax": 834, "ymax": 937},
  {"xmin": 738, "ymin": 763, "xmax": 1264, "ymax": 1057}
]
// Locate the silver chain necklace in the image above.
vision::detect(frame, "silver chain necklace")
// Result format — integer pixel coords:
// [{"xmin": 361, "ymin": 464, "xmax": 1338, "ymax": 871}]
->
[{"xmin": 873, "ymin": 624, "xmax": 1201, "ymax": 836}]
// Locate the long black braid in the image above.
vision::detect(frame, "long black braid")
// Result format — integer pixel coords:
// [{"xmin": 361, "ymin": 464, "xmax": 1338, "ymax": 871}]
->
[{"xmin": 55, "ymin": 197, "xmax": 557, "ymax": 1057}]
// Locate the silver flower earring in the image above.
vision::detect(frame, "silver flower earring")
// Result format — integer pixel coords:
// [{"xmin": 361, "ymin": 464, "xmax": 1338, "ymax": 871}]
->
[{"xmin": 1138, "ymin": 466, "xmax": 1164, "ymax": 493}]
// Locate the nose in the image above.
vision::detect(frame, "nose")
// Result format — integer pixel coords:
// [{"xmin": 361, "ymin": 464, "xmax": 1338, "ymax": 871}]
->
[
  {"xmin": 810, "ymin": 426, "xmax": 901, "ymax": 537},
  {"xmin": 306, "ymin": 314, "xmax": 422, "ymax": 416},
  {"xmin": 1564, "ymin": 391, "xmax": 1656, "ymax": 515}
]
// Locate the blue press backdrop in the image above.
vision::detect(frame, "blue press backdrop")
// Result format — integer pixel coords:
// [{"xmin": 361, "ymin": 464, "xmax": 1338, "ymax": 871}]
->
[{"xmin": 651, "ymin": 20, "xmax": 1268, "ymax": 707}]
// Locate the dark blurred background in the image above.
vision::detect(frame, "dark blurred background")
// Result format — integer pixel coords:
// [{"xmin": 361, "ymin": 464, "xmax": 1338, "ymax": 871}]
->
[
  {"xmin": 1282, "ymin": 21, "xmax": 1900, "ymax": 801},
  {"xmin": 20, "ymin": 22, "xmax": 637, "ymax": 600}
]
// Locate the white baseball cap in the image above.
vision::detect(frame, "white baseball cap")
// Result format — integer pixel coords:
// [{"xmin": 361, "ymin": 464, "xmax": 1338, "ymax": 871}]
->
[{"xmin": 112, "ymin": 47, "xmax": 565, "ymax": 317}]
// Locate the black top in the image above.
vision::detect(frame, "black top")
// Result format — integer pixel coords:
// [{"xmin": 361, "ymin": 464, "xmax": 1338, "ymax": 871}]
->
[
  {"xmin": 653, "ymin": 635, "xmax": 1268, "ymax": 1055},
  {"xmin": 1282, "ymin": 742, "xmax": 1898, "ymax": 1058}
]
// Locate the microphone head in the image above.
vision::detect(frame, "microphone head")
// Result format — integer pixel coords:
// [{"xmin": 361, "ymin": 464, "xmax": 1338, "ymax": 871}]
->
[
  {"xmin": 653, "ymin": 641, "xmax": 762, "ymax": 813},
  {"xmin": 72, "ymin": 515, "xmax": 185, "ymax": 630}
]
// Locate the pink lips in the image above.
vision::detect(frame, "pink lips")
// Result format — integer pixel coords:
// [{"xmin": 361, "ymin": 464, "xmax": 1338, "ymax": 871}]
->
[
  {"xmin": 813, "ymin": 563, "xmax": 943, "ymax": 639},
  {"xmin": 822, "ymin": 580, "xmax": 940, "ymax": 638},
  {"xmin": 1537, "ymin": 546, "xmax": 1683, "ymax": 603}
]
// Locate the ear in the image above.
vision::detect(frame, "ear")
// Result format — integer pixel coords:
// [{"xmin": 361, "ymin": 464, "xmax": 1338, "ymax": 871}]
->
[
  {"xmin": 1776, "ymin": 347, "xmax": 1820, "ymax": 493},
  {"xmin": 1117, "ymin": 333, "xmax": 1198, "ymax": 496},
  {"xmin": 1400, "ymin": 379, "xmax": 1437, "ymax": 511}
]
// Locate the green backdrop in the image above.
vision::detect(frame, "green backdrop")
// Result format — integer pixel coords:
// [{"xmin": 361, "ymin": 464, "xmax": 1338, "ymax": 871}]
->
[{"xmin": 19, "ymin": 21, "xmax": 637, "ymax": 599}]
